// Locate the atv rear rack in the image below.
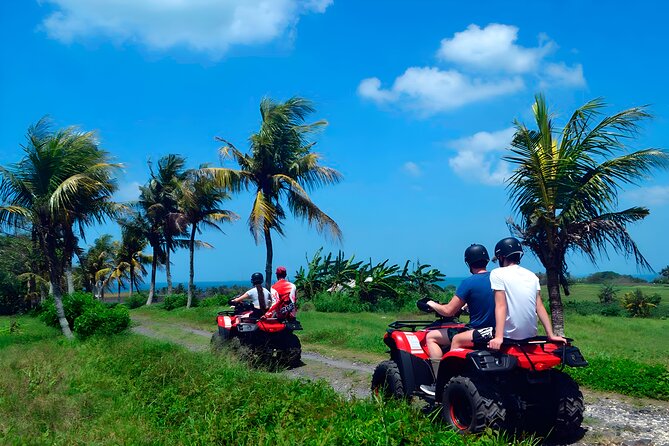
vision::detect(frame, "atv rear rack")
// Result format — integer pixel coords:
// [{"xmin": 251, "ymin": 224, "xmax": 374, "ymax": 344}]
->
[{"xmin": 387, "ymin": 318, "xmax": 459, "ymax": 332}]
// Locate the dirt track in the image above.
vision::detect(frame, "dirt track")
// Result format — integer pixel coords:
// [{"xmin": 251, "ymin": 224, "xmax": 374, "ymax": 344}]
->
[{"xmin": 130, "ymin": 315, "xmax": 669, "ymax": 446}]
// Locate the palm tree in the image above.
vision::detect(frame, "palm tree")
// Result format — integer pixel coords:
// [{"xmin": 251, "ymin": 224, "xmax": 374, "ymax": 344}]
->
[
  {"xmin": 79, "ymin": 234, "xmax": 115, "ymax": 298},
  {"xmin": 0, "ymin": 117, "xmax": 120, "ymax": 337},
  {"xmin": 99, "ymin": 241, "xmax": 130, "ymax": 303},
  {"xmin": 118, "ymin": 216, "xmax": 151, "ymax": 297},
  {"xmin": 214, "ymin": 97, "xmax": 343, "ymax": 288},
  {"xmin": 178, "ymin": 168, "xmax": 238, "ymax": 308},
  {"xmin": 136, "ymin": 188, "xmax": 165, "ymax": 305},
  {"xmin": 505, "ymin": 94, "xmax": 669, "ymax": 335},
  {"xmin": 139, "ymin": 155, "xmax": 188, "ymax": 296}
]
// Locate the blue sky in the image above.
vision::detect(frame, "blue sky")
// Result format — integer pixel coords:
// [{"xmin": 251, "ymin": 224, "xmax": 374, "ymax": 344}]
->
[{"xmin": 2, "ymin": 1, "xmax": 669, "ymax": 282}]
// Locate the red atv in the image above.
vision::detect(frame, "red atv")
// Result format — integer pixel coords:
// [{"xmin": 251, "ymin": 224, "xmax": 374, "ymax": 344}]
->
[
  {"xmin": 371, "ymin": 314, "xmax": 588, "ymax": 438},
  {"xmin": 211, "ymin": 301, "xmax": 302, "ymax": 367}
]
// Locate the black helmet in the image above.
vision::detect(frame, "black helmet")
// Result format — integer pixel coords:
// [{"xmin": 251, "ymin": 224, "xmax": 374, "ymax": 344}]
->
[
  {"xmin": 251, "ymin": 272, "xmax": 264, "ymax": 285},
  {"xmin": 464, "ymin": 244, "xmax": 490, "ymax": 267},
  {"xmin": 494, "ymin": 237, "xmax": 524, "ymax": 261}
]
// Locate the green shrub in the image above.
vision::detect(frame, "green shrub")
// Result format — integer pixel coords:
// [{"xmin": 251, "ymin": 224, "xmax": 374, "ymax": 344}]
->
[
  {"xmin": 73, "ymin": 305, "xmax": 130, "ymax": 337},
  {"xmin": 598, "ymin": 283, "xmax": 618, "ymax": 304},
  {"xmin": 621, "ymin": 289, "xmax": 661, "ymax": 317},
  {"xmin": 312, "ymin": 291, "xmax": 370, "ymax": 313},
  {"xmin": 600, "ymin": 305, "xmax": 622, "ymax": 317},
  {"xmin": 200, "ymin": 294, "xmax": 232, "ymax": 307},
  {"xmin": 124, "ymin": 293, "xmax": 146, "ymax": 309},
  {"xmin": 162, "ymin": 294, "xmax": 187, "ymax": 311},
  {"xmin": 39, "ymin": 292, "xmax": 98, "ymax": 328}
]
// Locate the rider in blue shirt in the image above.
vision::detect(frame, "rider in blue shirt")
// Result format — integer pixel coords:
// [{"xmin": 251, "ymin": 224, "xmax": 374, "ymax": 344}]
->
[{"xmin": 419, "ymin": 244, "xmax": 495, "ymax": 395}]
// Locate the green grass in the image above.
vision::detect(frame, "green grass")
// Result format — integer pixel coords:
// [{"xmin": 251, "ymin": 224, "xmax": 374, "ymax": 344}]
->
[{"xmin": 0, "ymin": 315, "xmax": 535, "ymax": 445}]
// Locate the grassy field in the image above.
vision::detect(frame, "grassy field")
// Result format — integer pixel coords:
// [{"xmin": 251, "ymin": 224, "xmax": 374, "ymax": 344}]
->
[{"xmin": 0, "ymin": 316, "xmax": 534, "ymax": 445}]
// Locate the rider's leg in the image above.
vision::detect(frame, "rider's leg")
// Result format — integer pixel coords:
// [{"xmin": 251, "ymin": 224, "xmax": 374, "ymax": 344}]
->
[
  {"xmin": 450, "ymin": 330, "xmax": 474, "ymax": 350},
  {"xmin": 425, "ymin": 329, "xmax": 450, "ymax": 378}
]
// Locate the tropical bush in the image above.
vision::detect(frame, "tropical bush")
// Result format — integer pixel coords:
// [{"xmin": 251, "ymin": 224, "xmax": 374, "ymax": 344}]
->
[
  {"xmin": 39, "ymin": 292, "xmax": 130, "ymax": 337},
  {"xmin": 295, "ymin": 249, "xmax": 445, "ymax": 310},
  {"xmin": 598, "ymin": 284, "xmax": 618, "ymax": 304},
  {"xmin": 39, "ymin": 292, "xmax": 96, "ymax": 328},
  {"xmin": 199, "ymin": 294, "xmax": 233, "ymax": 307},
  {"xmin": 162, "ymin": 293, "xmax": 190, "ymax": 311},
  {"xmin": 311, "ymin": 291, "xmax": 370, "ymax": 313},
  {"xmin": 621, "ymin": 289, "xmax": 661, "ymax": 317},
  {"xmin": 73, "ymin": 305, "xmax": 130, "ymax": 337},
  {"xmin": 124, "ymin": 293, "xmax": 146, "ymax": 309}
]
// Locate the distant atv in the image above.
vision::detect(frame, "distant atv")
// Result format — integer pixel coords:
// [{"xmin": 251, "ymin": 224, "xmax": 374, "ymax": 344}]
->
[
  {"xmin": 211, "ymin": 301, "xmax": 302, "ymax": 367},
  {"xmin": 371, "ymin": 312, "xmax": 588, "ymax": 438}
]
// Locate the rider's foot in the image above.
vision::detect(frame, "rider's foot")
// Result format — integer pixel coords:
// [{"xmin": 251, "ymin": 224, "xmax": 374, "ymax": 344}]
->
[{"xmin": 419, "ymin": 384, "xmax": 436, "ymax": 396}]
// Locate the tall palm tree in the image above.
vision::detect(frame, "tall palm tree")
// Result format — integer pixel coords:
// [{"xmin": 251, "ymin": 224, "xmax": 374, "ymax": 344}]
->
[
  {"xmin": 79, "ymin": 234, "xmax": 115, "ymax": 298},
  {"xmin": 140, "ymin": 155, "xmax": 188, "ymax": 296},
  {"xmin": 0, "ymin": 117, "xmax": 120, "ymax": 337},
  {"xmin": 136, "ymin": 188, "xmax": 165, "ymax": 305},
  {"xmin": 178, "ymin": 168, "xmax": 238, "ymax": 308},
  {"xmin": 505, "ymin": 94, "xmax": 669, "ymax": 335},
  {"xmin": 118, "ymin": 216, "xmax": 151, "ymax": 296},
  {"xmin": 214, "ymin": 97, "xmax": 342, "ymax": 288}
]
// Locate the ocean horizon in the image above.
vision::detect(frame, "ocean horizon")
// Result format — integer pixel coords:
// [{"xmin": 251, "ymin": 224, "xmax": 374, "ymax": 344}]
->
[
  {"xmin": 138, "ymin": 272, "xmax": 659, "ymax": 292},
  {"xmin": 139, "ymin": 277, "xmax": 469, "ymax": 291}
]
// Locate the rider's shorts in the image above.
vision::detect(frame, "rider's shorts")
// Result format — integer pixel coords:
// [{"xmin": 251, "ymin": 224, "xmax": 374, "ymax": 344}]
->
[{"xmin": 471, "ymin": 326, "xmax": 495, "ymax": 343}]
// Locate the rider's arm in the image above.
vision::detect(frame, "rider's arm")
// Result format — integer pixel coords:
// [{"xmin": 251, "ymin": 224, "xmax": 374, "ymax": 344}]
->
[
  {"xmin": 536, "ymin": 292, "xmax": 566, "ymax": 343},
  {"xmin": 230, "ymin": 292, "xmax": 250, "ymax": 304},
  {"xmin": 427, "ymin": 295, "xmax": 465, "ymax": 317},
  {"xmin": 488, "ymin": 290, "xmax": 507, "ymax": 350}
]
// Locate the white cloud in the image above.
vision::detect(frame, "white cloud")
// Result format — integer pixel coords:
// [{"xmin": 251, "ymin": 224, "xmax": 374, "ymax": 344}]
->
[
  {"xmin": 446, "ymin": 128, "xmax": 515, "ymax": 186},
  {"xmin": 625, "ymin": 185, "xmax": 669, "ymax": 206},
  {"xmin": 437, "ymin": 24, "xmax": 554, "ymax": 73},
  {"xmin": 40, "ymin": 0, "xmax": 332, "ymax": 57},
  {"xmin": 359, "ymin": 67, "xmax": 524, "ymax": 115},
  {"xmin": 402, "ymin": 161, "xmax": 422, "ymax": 177},
  {"xmin": 541, "ymin": 62, "xmax": 586, "ymax": 88},
  {"xmin": 359, "ymin": 23, "xmax": 585, "ymax": 115}
]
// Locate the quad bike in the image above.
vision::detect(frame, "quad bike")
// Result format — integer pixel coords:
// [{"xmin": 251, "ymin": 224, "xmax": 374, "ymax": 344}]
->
[
  {"xmin": 211, "ymin": 301, "xmax": 303, "ymax": 367},
  {"xmin": 371, "ymin": 309, "xmax": 588, "ymax": 438}
]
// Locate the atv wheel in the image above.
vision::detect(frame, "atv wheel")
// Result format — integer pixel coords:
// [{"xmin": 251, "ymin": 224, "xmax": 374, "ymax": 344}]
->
[
  {"xmin": 277, "ymin": 333, "xmax": 302, "ymax": 367},
  {"xmin": 442, "ymin": 375, "xmax": 506, "ymax": 434},
  {"xmin": 551, "ymin": 370, "xmax": 584, "ymax": 437},
  {"xmin": 371, "ymin": 360, "xmax": 404, "ymax": 399},
  {"xmin": 210, "ymin": 332, "xmax": 227, "ymax": 352}
]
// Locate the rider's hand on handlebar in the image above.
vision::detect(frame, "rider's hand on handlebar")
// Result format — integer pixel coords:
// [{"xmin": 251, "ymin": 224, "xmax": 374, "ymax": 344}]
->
[{"xmin": 416, "ymin": 298, "xmax": 435, "ymax": 313}]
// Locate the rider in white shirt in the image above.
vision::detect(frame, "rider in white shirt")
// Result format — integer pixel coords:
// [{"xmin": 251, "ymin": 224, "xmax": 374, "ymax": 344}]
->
[{"xmin": 487, "ymin": 237, "xmax": 566, "ymax": 350}]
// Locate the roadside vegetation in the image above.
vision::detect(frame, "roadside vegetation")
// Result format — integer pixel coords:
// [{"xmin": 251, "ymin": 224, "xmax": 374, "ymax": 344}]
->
[{"xmin": 0, "ymin": 316, "xmax": 536, "ymax": 446}]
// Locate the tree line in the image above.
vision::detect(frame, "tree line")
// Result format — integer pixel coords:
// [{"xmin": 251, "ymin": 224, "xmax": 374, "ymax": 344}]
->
[
  {"xmin": 1, "ymin": 94, "xmax": 668, "ymax": 337},
  {"xmin": 0, "ymin": 97, "xmax": 341, "ymax": 337}
]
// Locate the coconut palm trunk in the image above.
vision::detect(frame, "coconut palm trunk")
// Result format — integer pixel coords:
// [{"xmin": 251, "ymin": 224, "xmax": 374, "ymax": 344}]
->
[
  {"xmin": 187, "ymin": 224, "xmax": 197, "ymax": 308},
  {"xmin": 264, "ymin": 227, "xmax": 273, "ymax": 290},
  {"xmin": 65, "ymin": 260, "xmax": 75, "ymax": 295},
  {"xmin": 165, "ymin": 238, "xmax": 173, "ymax": 295},
  {"xmin": 43, "ymin": 229, "xmax": 73, "ymax": 338},
  {"xmin": 546, "ymin": 266, "xmax": 565, "ymax": 336},
  {"xmin": 147, "ymin": 246, "xmax": 158, "ymax": 305}
]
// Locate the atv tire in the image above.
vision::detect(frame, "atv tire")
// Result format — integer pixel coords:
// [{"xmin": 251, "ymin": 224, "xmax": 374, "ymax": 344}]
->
[
  {"xmin": 277, "ymin": 333, "xmax": 302, "ymax": 367},
  {"xmin": 551, "ymin": 370, "xmax": 584, "ymax": 438},
  {"xmin": 371, "ymin": 360, "xmax": 405, "ymax": 399},
  {"xmin": 210, "ymin": 332, "xmax": 227, "ymax": 352},
  {"xmin": 442, "ymin": 375, "xmax": 506, "ymax": 434}
]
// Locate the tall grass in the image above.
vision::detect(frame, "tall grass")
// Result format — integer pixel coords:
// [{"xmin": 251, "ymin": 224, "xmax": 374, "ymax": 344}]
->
[{"xmin": 0, "ymin": 316, "xmax": 534, "ymax": 445}]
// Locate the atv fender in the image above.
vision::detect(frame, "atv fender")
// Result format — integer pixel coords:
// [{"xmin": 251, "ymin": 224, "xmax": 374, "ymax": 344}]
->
[{"xmin": 384, "ymin": 333, "xmax": 432, "ymax": 396}]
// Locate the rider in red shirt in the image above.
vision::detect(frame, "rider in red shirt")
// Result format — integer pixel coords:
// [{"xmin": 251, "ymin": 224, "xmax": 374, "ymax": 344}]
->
[{"xmin": 263, "ymin": 266, "xmax": 297, "ymax": 320}]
